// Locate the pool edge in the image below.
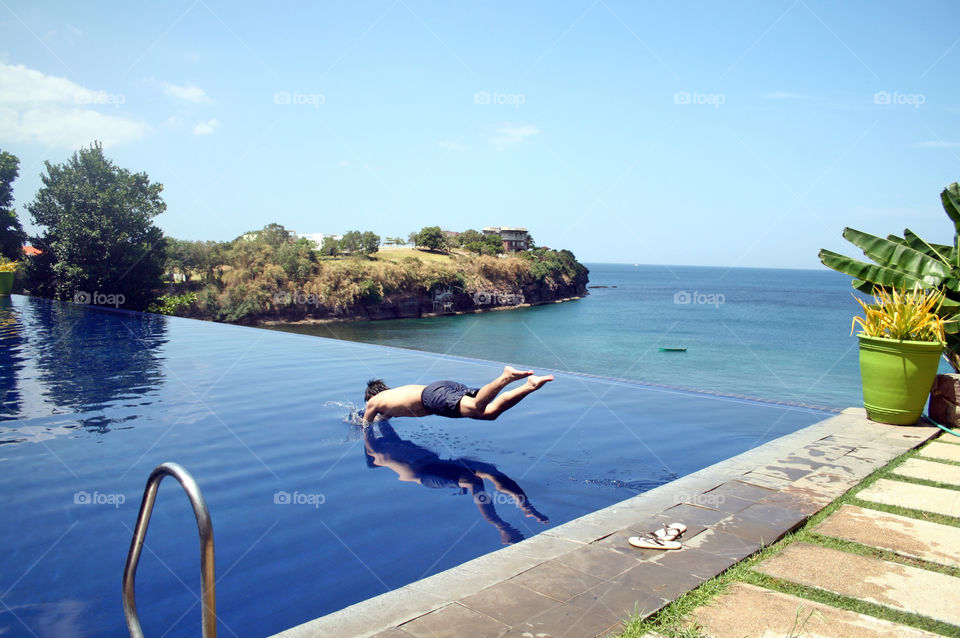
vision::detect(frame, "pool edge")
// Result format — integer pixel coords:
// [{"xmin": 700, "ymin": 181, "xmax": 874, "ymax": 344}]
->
[{"xmin": 268, "ymin": 407, "xmax": 940, "ymax": 637}]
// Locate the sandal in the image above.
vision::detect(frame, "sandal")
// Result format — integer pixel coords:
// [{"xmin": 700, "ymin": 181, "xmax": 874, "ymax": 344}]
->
[
  {"xmin": 628, "ymin": 532, "xmax": 682, "ymax": 550},
  {"xmin": 654, "ymin": 522, "xmax": 687, "ymax": 541}
]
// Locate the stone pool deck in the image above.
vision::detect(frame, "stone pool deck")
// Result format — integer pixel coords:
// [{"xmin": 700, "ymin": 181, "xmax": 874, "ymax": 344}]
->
[{"xmin": 271, "ymin": 408, "xmax": 943, "ymax": 638}]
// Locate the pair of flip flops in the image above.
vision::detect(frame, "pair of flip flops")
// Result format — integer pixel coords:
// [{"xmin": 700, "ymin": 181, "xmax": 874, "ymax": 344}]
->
[{"xmin": 628, "ymin": 522, "xmax": 687, "ymax": 550}]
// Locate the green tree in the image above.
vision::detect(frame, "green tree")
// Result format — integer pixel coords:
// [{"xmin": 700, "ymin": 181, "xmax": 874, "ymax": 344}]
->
[
  {"xmin": 23, "ymin": 142, "xmax": 166, "ymax": 310},
  {"xmin": 458, "ymin": 229, "xmax": 483, "ymax": 247},
  {"xmin": 482, "ymin": 234, "xmax": 505, "ymax": 255},
  {"xmin": 407, "ymin": 231, "xmax": 419, "ymax": 247},
  {"xmin": 0, "ymin": 150, "xmax": 27, "ymax": 261},
  {"xmin": 320, "ymin": 236, "xmax": 340, "ymax": 257},
  {"xmin": 360, "ymin": 231, "xmax": 380, "ymax": 255},
  {"xmin": 340, "ymin": 230, "xmax": 362, "ymax": 254},
  {"xmin": 257, "ymin": 222, "xmax": 294, "ymax": 248},
  {"xmin": 416, "ymin": 226, "xmax": 446, "ymax": 251}
]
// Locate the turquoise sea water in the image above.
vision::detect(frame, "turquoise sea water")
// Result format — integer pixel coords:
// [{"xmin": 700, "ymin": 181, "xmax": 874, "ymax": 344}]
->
[{"xmin": 273, "ymin": 263, "xmax": 951, "ymax": 410}]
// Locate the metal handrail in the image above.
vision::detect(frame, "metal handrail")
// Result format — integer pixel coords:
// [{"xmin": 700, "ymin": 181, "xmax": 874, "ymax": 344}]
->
[{"xmin": 123, "ymin": 462, "xmax": 217, "ymax": 638}]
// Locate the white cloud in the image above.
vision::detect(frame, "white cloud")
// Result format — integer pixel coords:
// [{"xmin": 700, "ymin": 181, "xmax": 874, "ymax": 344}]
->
[
  {"xmin": 914, "ymin": 140, "xmax": 960, "ymax": 149},
  {"xmin": 160, "ymin": 81, "xmax": 212, "ymax": 104},
  {"xmin": 0, "ymin": 62, "xmax": 149, "ymax": 148},
  {"xmin": 192, "ymin": 118, "xmax": 219, "ymax": 135},
  {"xmin": 490, "ymin": 124, "xmax": 540, "ymax": 149}
]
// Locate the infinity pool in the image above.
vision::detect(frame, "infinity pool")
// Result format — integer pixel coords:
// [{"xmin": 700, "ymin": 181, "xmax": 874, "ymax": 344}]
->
[{"xmin": 0, "ymin": 295, "xmax": 832, "ymax": 637}]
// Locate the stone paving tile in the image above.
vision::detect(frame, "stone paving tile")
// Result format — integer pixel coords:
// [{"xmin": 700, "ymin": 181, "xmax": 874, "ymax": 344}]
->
[
  {"xmin": 813, "ymin": 504, "xmax": 960, "ymax": 568},
  {"xmin": 649, "ymin": 547, "xmax": 736, "ymax": 581},
  {"xmin": 554, "ymin": 544, "xmax": 635, "ymax": 581},
  {"xmin": 502, "ymin": 589, "xmax": 622, "ymax": 638},
  {"xmin": 721, "ymin": 503, "xmax": 807, "ymax": 539},
  {"xmin": 398, "ymin": 603, "xmax": 508, "ymax": 638},
  {"xmin": 779, "ymin": 471, "xmax": 863, "ymax": 508},
  {"xmin": 458, "ymin": 581, "xmax": 559, "ymax": 627},
  {"xmin": 681, "ymin": 528, "xmax": 763, "ymax": 561},
  {"xmin": 754, "ymin": 542, "xmax": 960, "ymax": 626},
  {"xmin": 690, "ymin": 582, "xmax": 941, "ymax": 638},
  {"xmin": 919, "ymin": 441, "xmax": 960, "ymax": 463},
  {"xmin": 857, "ymin": 478, "xmax": 960, "ymax": 517},
  {"xmin": 736, "ymin": 470, "xmax": 794, "ymax": 490},
  {"xmin": 611, "ymin": 559, "xmax": 705, "ymax": 600},
  {"xmin": 749, "ymin": 463, "xmax": 813, "ymax": 483},
  {"xmin": 369, "ymin": 628, "xmax": 417, "ymax": 638},
  {"xmin": 507, "ymin": 559, "xmax": 605, "ymax": 603},
  {"xmin": 893, "ymin": 456, "xmax": 960, "ymax": 486},
  {"xmin": 754, "ymin": 489, "xmax": 822, "ymax": 516},
  {"xmin": 573, "ymin": 579, "xmax": 668, "ymax": 627},
  {"xmin": 656, "ymin": 503, "xmax": 729, "ymax": 531},
  {"xmin": 701, "ymin": 480, "xmax": 776, "ymax": 503}
]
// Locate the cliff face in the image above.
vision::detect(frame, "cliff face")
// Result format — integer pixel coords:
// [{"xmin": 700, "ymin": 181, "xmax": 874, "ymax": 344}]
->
[{"xmin": 356, "ymin": 268, "xmax": 589, "ymax": 321}]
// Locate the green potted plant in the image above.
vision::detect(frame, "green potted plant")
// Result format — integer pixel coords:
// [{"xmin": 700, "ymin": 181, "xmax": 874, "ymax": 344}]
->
[
  {"xmin": 0, "ymin": 259, "xmax": 16, "ymax": 295},
  {"xmin": 853, "ymin": 285, "xmax": 949, "ymax": 425}
]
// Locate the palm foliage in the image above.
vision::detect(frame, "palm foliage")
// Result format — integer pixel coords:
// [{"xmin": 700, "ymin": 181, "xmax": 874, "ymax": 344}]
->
[
  {"xmin": 820, "ymin": 182, "xmax": 960, "ymax": 369},
  {"xmin": 851, "ymin": 286, "xmax": 948, "ymax": 343}
]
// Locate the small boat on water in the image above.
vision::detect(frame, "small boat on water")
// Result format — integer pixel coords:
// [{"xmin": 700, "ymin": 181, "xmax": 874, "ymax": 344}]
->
[{"xmin": 659, "ymin": 347, "xmax": 687, "ymax": 352}]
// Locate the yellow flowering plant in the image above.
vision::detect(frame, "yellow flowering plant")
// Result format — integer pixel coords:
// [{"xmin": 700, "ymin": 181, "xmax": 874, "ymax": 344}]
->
[{"xmin": 851, "ymin": 285, "xmax": 950, "ymax": 343}]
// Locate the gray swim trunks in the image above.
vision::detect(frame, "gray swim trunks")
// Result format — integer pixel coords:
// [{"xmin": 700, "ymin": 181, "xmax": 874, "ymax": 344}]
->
[{"xmin": 421, "ymin": 380, "xmax": 480, "ymax": 418}]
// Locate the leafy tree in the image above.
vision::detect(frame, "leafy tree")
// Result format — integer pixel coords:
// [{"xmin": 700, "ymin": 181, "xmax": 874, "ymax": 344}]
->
[
  {"xmin": 0, "ymin": 150, "xmax": 27, "ymax": 261},
  {"xmin": 458, "ymin": 229, "xmax": 483, "ymax": 247},
  {"xmin": 276, "ymin": 239, "xmax": 317, "ymax": 282},
  {"xmin": 23, "ymin": 142, "xmax": 166, "ymax": 310},
  {"xmin": 340, "ymin": 230, "xmax": 362, "ymax": 254},
  {"xmin": 257, "ymin": 222, "xmax": 294, "ymax": 248},
  {"xmin": 416, "ymin": 226, "xmax": 446, "ymax": 251},
  {"xmin": 320, "ymin": 236, "xmax": 340, "ymax": 257},
  {"xmin": 483, "ymin": 233, "xmax": 505, "ymax": 255},
  {"xmin": 360, "ymin": 231, "xmax": 380, "ymax": 255},
  {"xmin": 524, "ymin": 232, "xmax": 536, "ymax": 250},
  {"xmin": 407, "ymin": 231, "xmax": 419, "ymax": 247}
]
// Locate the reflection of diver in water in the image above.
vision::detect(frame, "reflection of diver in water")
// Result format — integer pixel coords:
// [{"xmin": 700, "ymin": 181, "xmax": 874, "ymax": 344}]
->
[{"xmin": 363, "ymin": 421, "xmax": 549, "ymax": 545}]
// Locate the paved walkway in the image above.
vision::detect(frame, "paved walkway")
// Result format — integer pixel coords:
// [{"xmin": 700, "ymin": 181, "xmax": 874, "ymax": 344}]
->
[
  {"xmin": 688, "ymin": 432, "xmax": 960, "ymax": 637},
  {"xmin": 271, "ymin": 409, "xmax": 947, "ymax": 638}
]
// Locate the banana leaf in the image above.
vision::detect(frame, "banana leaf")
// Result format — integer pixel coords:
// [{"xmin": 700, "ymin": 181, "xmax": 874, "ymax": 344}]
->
[
  {"xmin": 819, "ymin": 249, "xmax": 925, "ymax": 289},
  {"xmin": 942, "ymin": 182, "xmax": 960, "ymax": 234},
  {"xmin": 903, "ymin": 228, "xmax": 955, "ymax": 264},
  {"xmin": 842, "ymin": 227, "xmax": 949, "ymax": 283}
]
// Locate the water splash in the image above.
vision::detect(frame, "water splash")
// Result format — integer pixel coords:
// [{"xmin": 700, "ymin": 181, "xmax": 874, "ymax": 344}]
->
[{"xmin": 323, "ymin": 400, "xmax": 365, "ymax": 426}]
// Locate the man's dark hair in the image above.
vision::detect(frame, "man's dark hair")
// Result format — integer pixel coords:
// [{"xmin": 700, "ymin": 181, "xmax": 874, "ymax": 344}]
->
[{"xmin": 365, "ymin": 379, "xmax": 389, "ymax": 402}]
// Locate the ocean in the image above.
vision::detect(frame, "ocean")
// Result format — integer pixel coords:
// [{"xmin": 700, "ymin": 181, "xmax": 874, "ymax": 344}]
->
[{"xmin": 270, "ymin": 263, "xmax": 951, "ymax": 410}]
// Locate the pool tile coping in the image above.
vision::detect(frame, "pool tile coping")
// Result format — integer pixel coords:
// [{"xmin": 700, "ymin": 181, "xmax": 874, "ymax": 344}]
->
[{"xmin": 271, "ymin": 408, "xmax": 941, "ymax": 638}]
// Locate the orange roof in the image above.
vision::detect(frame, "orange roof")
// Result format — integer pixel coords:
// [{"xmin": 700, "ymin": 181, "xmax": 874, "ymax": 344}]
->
[{"xmin": 23, "ymin": 246, "xmax": 41, "ymax": 256}]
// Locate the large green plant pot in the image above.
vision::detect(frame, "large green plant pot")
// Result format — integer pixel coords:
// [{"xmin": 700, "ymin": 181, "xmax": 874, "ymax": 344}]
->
[
  {"xmin": 858, "ymin": 333, "xmax": 943, "ymax": 425},
  {"xmin": 0, "ymin": 271, "xmax": 12, "ymax": 295}
]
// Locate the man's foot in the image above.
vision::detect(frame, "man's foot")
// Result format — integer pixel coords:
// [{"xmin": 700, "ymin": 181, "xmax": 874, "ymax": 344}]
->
[
  {"xmin": 503, "ymin": 365, "xmax": 534, "ymax": 382},
  {"xmin": 525, "ymin": 374, "xmax": 554, "ymax": 390}
]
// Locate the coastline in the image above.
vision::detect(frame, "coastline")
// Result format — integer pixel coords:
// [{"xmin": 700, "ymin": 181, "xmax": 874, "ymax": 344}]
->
[{"xmin": 257, "ymin": 294, "xmax": 585, "ymax": 327}]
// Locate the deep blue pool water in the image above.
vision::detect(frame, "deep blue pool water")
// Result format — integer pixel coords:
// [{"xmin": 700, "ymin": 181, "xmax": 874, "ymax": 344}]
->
[{"xmin": 0, "ymin": 295, "xmax": 831, "ymax": 637}]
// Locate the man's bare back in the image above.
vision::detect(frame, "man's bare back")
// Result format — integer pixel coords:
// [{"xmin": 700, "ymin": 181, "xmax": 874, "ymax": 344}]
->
[{"xmin": 363, "ymin": 366, "xmax": 553, "ymax": 424}]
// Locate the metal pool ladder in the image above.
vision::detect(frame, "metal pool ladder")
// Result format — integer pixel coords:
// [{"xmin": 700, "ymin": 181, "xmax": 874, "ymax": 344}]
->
[{"xmin": 123, "ymin": 462, "xmax": 217, "ymax": 638}]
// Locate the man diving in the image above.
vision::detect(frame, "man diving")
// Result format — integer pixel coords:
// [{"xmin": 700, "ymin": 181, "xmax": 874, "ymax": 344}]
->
[{"xmin": 362, "ymin": 366, "xmax": 553, "ymax": 424}]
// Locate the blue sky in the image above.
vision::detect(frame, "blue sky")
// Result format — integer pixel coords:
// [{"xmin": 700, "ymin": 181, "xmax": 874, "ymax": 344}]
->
[{"xmin": 1, "ymin": 1, "xmax": 958, "ymax": 268}]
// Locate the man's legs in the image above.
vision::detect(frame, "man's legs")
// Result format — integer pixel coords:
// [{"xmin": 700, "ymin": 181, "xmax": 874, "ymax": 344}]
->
[
  {"xmin": 461, "ymin": 370, "xmax": 554, "ymax": 420},
  {"xmin": 459, "ymin": 366, "xmax": 532, "ymax": 417}
]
